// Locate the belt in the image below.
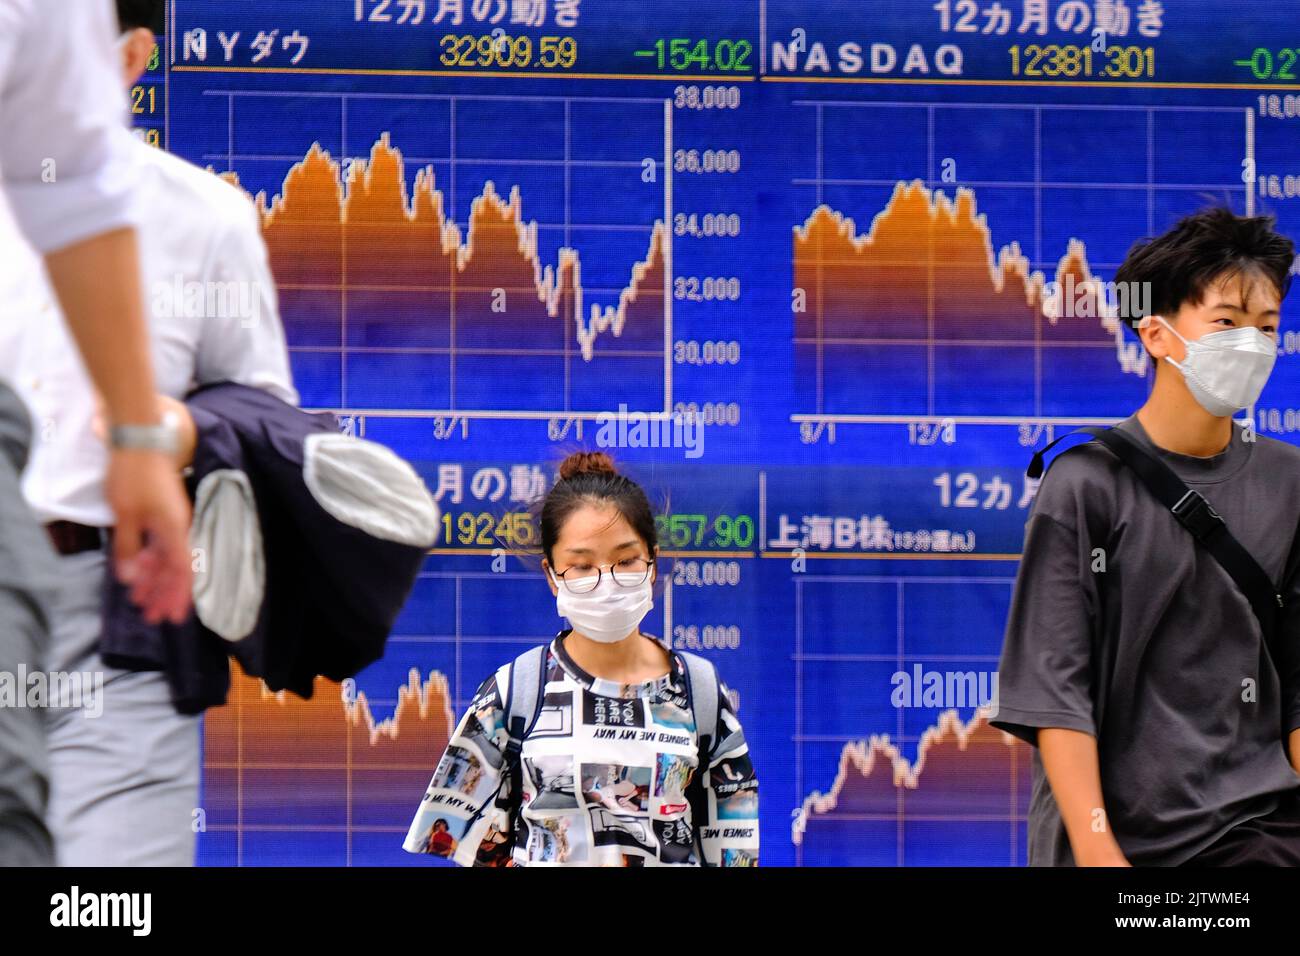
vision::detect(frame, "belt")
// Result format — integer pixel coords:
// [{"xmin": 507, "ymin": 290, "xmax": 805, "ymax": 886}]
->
[{"xmin": 45, "ymin": 520, "xmax": 105, "ymax": 556}]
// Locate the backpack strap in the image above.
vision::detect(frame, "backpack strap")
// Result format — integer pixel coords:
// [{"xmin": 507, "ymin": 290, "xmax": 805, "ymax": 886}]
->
[
  {"xmin": 678, "ymin": 650, "xmax": 722, "ymax": 866},
  {"xmin": 495, "ymin": 643, "xmax": 549, "ymax": 812},
  {"xmin": 679, "ymin": 650, "xmax": 721, "ymax": 773},
  {"xmin": 1029, "ymin": 424, "xmax": 1284, "ymax": 647},
  {"xmin": 1026, "ymin": 425, "xmax": 1105, "ymax": 480}
]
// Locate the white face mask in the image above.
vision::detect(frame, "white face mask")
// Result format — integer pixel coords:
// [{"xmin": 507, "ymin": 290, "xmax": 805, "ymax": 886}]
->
[
  {"xmin": 1151, "ymin": 315, "xmax": 1277, "ymax": 417},
  {"xmin": 549, "ymin": 570, "xmax": 654, "ymax": 645}
]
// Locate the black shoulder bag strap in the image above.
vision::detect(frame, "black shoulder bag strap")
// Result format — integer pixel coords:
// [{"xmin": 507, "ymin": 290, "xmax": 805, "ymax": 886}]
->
[{"xmin": 1028, "ymin": 425, "xmax": 1284, "ymax": 651}]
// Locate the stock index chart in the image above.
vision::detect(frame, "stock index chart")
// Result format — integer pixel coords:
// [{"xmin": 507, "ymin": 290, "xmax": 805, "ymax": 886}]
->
[{"xmin": 134, "ymin": 0, "xmax": 1300, "ymax": 866}]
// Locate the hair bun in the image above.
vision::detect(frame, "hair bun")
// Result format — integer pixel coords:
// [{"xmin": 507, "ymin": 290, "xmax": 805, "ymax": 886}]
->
[{"xmin": 558, "ymin": 451, "xmax": 618, "ymax": 480}]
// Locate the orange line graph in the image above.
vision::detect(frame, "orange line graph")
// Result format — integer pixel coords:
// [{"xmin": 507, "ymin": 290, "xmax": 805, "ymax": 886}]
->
[
  {"xmin": 794, "ymin": 180, "xmax": 1150, "ymax": 375},
  {"xmin": 221, "ymin": 133, "xmax": 666, "ymax": 362},
  {"xmin": 204, "ymin": 663, "xmax": 456, "ymax": 768},
  {"xmin": 201, "ymin": 663, "xmax": 457, "ymax": 864},
  {"xmin": 794, "ymin": 708, "xmax": 1031, "ymax": 843}
]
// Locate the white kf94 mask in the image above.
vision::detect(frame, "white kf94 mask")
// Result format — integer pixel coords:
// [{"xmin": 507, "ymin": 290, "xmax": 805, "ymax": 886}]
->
[
  {"xmin": 550, "ymin": 569, "xmax": 654, "ymax": 645},
  {"xmin": 1149, "ymin": 315, "xmax": 1277, "ymax": 417}
]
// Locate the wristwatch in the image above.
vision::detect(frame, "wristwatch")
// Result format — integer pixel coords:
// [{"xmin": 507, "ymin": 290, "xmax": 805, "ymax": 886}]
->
[{"xmin": 108, "ymin": 410, "xmax": 182, "ymax": 456}]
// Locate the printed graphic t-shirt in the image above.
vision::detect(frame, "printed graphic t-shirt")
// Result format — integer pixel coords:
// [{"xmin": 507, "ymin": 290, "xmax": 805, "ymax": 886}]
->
[
  {"xmin": 992, "ymin": 414, "xmax": 1300, "ymax": 866},
  {"xmin": 402, "ymin": 631, "xmax": 760, "ymax": 866}
]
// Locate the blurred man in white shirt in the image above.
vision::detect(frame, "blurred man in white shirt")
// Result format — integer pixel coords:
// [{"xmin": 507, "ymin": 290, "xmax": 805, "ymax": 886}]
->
[
  {"xmin": 0, "ymin": 0, "xmax": 298, "ymax": 865},
  {"xmin": 0, "ymin": 0, "xmax": 193, "ymax": 866}
]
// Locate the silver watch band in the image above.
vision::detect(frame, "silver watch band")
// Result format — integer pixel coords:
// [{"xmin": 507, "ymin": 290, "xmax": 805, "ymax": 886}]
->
[{"xmin": 109, "ymin": 416, "xmax": 181, "ymax": 455}]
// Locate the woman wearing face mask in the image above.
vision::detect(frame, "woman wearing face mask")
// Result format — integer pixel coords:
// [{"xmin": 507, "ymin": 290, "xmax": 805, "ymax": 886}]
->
[{"xmin": 403, "ymin": 451, "xmax": 759, "ymax": 867}]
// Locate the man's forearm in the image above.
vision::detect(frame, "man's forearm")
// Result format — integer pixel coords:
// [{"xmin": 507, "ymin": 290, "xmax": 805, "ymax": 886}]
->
[
  {"xmin": 1039, "ymin": 727, "xmax": 1129, "ymax": 865},
  {"xmin": 43, "ymin": 228, "xmax": 160, "ymax": 425},
  {"xmin": 1289, "ymin": 728, "xmax": 1300, "ymax": 774}
]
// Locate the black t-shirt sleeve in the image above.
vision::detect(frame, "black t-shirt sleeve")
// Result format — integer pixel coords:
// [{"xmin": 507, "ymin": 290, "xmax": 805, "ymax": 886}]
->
[
  {"xmin": 1278, "ymin": 540, "xmax": 1300, "ymax": 737},
  {"xmin": 991, "ymin": 490, "xmax": 1100, "ymax": 746}
]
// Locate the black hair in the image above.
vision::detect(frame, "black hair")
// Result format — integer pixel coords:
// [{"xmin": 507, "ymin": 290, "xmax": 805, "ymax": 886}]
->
[
  {"xmin": 1114, "ymin": 207, "xmax": 1294, "ymax": 328},
  {"xmin": 539, "ymin": 451, "xmax": 658, "ymax": 567},
  {"xmin": 116, "ymin": 0, "xmax": 163, "ymax": 33}
]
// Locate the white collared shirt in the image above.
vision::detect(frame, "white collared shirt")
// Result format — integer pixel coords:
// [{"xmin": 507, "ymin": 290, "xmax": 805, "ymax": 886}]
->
[
  {"xmin": 0, "ymin": 134, "xmax": 299, "ymax": 526},
  {"xmin": 0, "ymin": 0, "xmax": 141, "ymax": 253}
]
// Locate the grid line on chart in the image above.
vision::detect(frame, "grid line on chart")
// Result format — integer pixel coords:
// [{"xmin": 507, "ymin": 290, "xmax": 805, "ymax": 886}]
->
[
  {"xmin": 214, "ymin": 90, "xmax": 675, "ymax": 419},
  {"xmin": 793, "ymin": 573, "xmax": 1023, "ymax": 866},
  {"xmin": 202, "ymin": 568, "xmax": 554, "ymax": 865},
  {"xmin": 791, "ymin": 100, "xmax": 1249, "ymax": 426}
]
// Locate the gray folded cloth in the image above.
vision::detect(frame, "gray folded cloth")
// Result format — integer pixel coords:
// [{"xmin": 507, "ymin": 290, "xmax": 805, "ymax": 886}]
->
[
  {"xmin": 191, "ymin": 468, "xmax": 264, "ymax": 642},
  {"xmin": 302, "ymin": 432, "xmax": 440, "ymax": 548},
  {"xmin": 190, "ymin": 434, "xmax": 439, "ymax": 643}
]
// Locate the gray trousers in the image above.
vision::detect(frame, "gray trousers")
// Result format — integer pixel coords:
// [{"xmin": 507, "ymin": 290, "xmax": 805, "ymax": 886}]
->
[
  {"xmin": 0, "ymin": 383, "xmax": 57, "ymax": 866},
  {"xmin": 45, "ymin": 547, "xmax": 201, "ymax": 866}
]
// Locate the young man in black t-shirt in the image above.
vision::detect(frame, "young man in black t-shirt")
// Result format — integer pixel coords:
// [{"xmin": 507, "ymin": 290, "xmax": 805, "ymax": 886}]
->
[{"xmin": 992, "ymin": 208, "xmax": 1300, "ymax": 866}]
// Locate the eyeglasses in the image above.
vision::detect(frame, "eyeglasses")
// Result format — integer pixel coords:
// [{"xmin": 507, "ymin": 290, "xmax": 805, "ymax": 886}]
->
[{"xmin": 550, "ymin": 557, "xmax": 653, "ymax": 594}]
